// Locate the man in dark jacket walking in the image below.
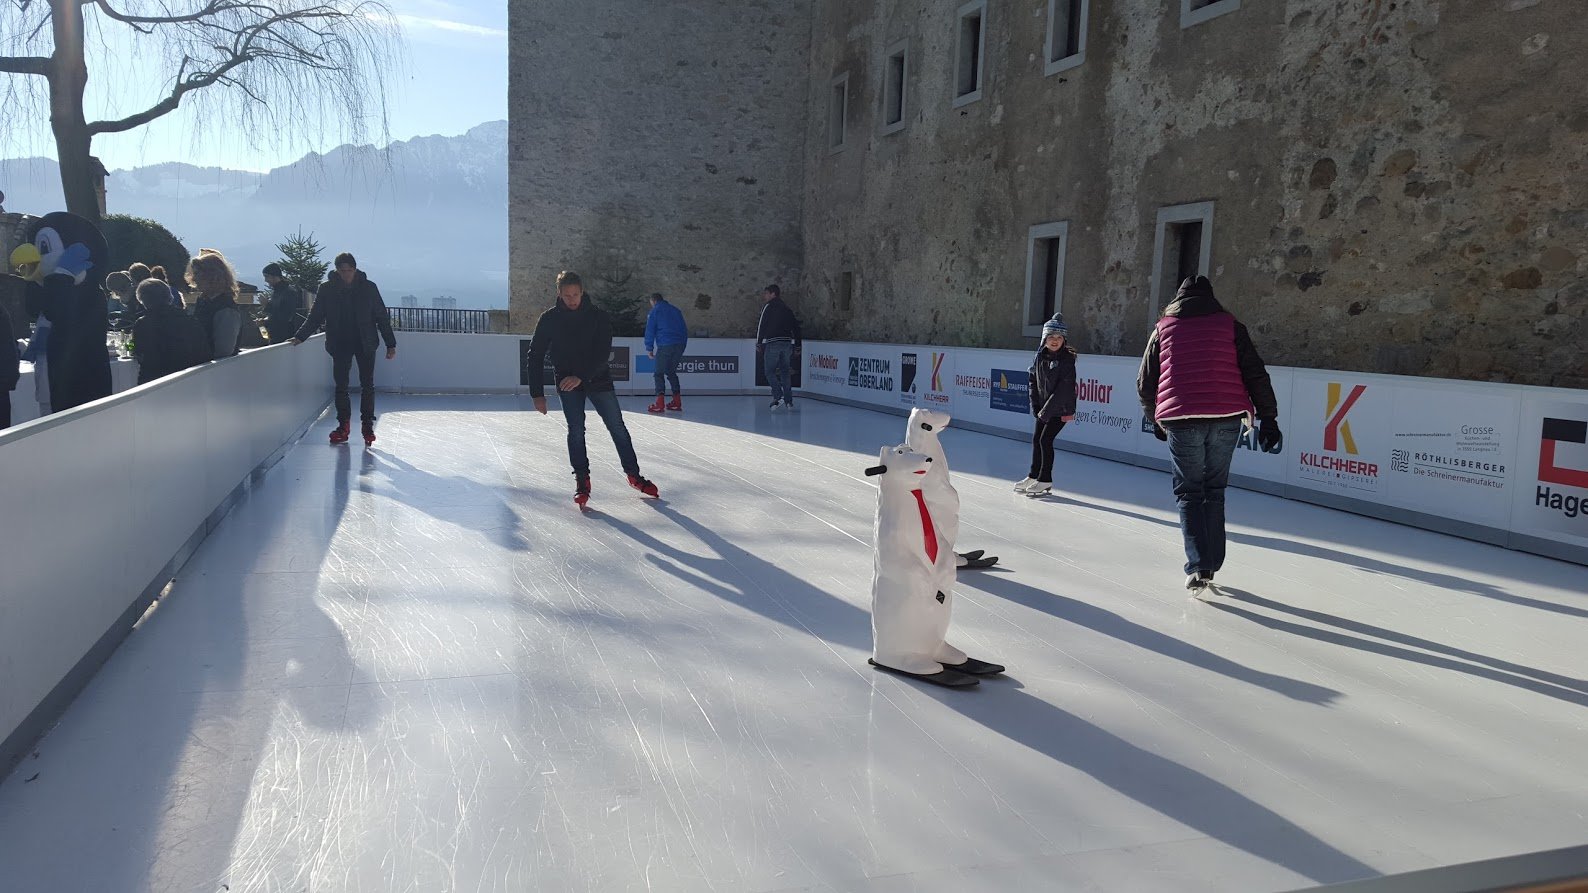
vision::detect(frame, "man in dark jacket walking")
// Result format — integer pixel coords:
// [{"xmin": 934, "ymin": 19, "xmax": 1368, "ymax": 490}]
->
[
  {"xmin": 290, "ymin": 252, "xmax": 397, "ymax": 446},
  {"xmin": 260, "ymin": 263, "xmax": 306, "ymax": 344},
  {"xmin": 526, "ymin": 271, "xmax": 658, "ymax": 506},
  {"xmin": 755, "ymin": 283, "xmax": 801, "ymax": 410},
  {"xmin": 1138, "ymin": 276, "xmax": 1282, "ymax": 594}
]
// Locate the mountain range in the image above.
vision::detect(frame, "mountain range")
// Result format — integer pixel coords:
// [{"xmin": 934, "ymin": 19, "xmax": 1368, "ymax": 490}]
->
[{"xmin": 0, "ymin": 121, "xmax": 507, "ymax": 308}]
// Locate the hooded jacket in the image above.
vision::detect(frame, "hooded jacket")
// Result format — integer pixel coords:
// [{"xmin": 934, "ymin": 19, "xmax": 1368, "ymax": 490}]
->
[
  {"xmin": 524, "ymin": 297, "xmax": 616, "ymax": 398},
  {"xmin": 132, "ymin": 302, "xmax": 210, "ymax": 384},
  {"xmin": 1137, "ymin": 276, "xmax": 1278, "ymax": 424},
  {"xmin": 1029, "ymin": 345, "xmax": 1078, "ymax": 422},
  {"xmin": 296, "ymin": 270, "xmax": 397, "ymax": 356},
  {"xmin": 263, "ymin": 281, "xmax": 306, "ymax": 344}
]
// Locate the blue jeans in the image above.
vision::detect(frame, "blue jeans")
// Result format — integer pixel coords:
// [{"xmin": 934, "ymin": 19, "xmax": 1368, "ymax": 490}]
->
[
  {"xmin": 653, "ymin": 342, "xmax": 685, "ymax": 396},
  {"xmin": 764, "ymin": 342, "xmax": 794, "ymax": 404},
  {"xmin": 1165, "ymin": 416, "xmax": 1243, "ymax": 576},
  {"xmin": 559, "ymin": 387, "xmax": 640, "ymax": 478}
]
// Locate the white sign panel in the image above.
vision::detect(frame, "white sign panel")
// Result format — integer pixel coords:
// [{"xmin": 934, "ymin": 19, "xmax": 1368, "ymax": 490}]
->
[
  {"xmin": 1381, "ymin": 381, "xmax": 1519, "ymax": 528},
  {"xmin": 1287, "ymin": 372, "xmax": 1394, "ymax": 499},
  {"xmin": 1512, "ymin": 393, "xmax": 1588, "ymax": 551},
  {"xmin": 1066, "ymin": 355, "xmax": 1150, "ymax": 456}
]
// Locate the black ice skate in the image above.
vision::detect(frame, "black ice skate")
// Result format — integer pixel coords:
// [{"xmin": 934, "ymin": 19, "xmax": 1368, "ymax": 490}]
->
[
  {"xmin": 868, "ymin": 658, "xmax": 979, "ymax": 688},
  {"xmin": 943, "ymin": 656, "xmax": 1006, "ymax": 676},
  {"xmin": 957, "ymin": 549, "xmax": 1000, "ymax": 570}
]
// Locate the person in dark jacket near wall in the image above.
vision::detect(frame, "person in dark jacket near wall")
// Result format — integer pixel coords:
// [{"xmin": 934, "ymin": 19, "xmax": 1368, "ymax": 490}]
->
[
  {"xmin": 1138, "ymin": 275, "xmax": 1282, "ymax": 595},
  {"xmin": 130, "ymin": 278, "xmax": 210, "ymax": 385},
  {"xmin": 0, "ymin": 300, "xmax": 18, "ymax": 429},
  {"xmin": 526, "ymin": 270, "xmax": 659, "ymax": 506},
  {"xmin": 260, "ymin": 263, "xmax": 306, "ymax": 344},
  {"xmin": 755, "ymin": 283, "xmax": 801, "ymax": 410},
  {"xmin": 290, "ymin": 252, "xmax": 397, "ymax": 446},
  {"xmin": 1014, "ymin": 314, "xmax": 1078, "ymax": 498}
]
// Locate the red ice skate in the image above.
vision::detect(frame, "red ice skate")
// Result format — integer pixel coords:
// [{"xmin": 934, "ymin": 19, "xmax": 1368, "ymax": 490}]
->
[
  {"xmin": 362, "ymin": 421, "xmax": 376, "ymax": 446},
  {"xmin": 574, "ymin": 475, "xmax": 592, "ymax": 506},
  {"xmin": 666, "ymin": 394, "xmax": 682, "ymax": 412},
  {"xmin": 329, "ymin": 421, "xmax": 350, "ymax": 444},
  {"xmin": 646, "ymin": 395, "xmax": 666, "ymax": 413},
  {"xmin": 628, "ymin": 474, "xmax": 659, "ymax": 498}
]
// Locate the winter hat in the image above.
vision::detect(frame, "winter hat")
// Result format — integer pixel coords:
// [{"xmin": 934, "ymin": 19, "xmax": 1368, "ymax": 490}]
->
[{"xmin": 1040, "ymin": 313, "xmax": 1068, "ymax": 339}]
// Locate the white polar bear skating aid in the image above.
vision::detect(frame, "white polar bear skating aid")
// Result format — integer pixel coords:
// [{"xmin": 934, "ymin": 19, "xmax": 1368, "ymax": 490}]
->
[
  {"xmin": 903, "ymin": 408, "xmax": 999, "ymax": 570},
  {"xmin": 865, "ymin": 445, "xmax": 1004, "ymax": 688}
]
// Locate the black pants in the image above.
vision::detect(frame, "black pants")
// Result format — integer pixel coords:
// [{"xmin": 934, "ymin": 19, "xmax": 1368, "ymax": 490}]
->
[
  {"xmin": 0, "ymin": 393, "xmax": 10, "ymax": 430},
  {"xmin": 332, "ymin": 350, "xmax": 376, "ymax": 423},
  {"xmin": 1029, "ymin": 417, "xmax": 1067, "ymax": 482}
]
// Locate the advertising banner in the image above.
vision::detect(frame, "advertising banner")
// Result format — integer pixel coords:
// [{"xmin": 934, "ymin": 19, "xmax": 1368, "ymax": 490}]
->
[
  {"xmin": 803, "ymin": 343, "xmax": 847, "ymax": 399},
  {"xmin": 635, "ymin": 354, "xmax": 741, "ymax": 376},
  {"xmin": 918, "ymin": 349, "xmax": 955, "ymax": 412},
  {"xmin": 1382, "ymin": 381, "xmax": 1519, "ymax": 528},
  {"xmin": 1286, "ymin": 372, "xmax": 1394, "ymax": 499},
  {"xmin": 1064, "ymin": 355, "xmax": 1150, "ymax": 458},
  {"xmin": 1512, "ymin": 392, "xmax": 1588, "ymax": 552}
]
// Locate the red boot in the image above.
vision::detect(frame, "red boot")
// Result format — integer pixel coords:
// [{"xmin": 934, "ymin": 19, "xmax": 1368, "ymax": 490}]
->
[
  {"xmin": 666, "ymin": 394, "xmax": 682, "ymax": 412},
  {"xmin": 329, "ymin": 420, "xmax": 350, "ymax": 444},
  {"xmin": 646, "ymin": 395, "xmax": 666, "ymax": 413},
  {"xmin": 628, "ymin": 474, "xmax": 659, "ymax": 498},
  {"xmin": 574, "ymin": 475, "xmax": 592, "ymax": 506}
]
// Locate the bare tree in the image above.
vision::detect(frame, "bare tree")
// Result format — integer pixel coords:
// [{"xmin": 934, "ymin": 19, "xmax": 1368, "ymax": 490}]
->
[{"xmin": 0, "ymin": 0, "xmax": 402, "ymax": 220}]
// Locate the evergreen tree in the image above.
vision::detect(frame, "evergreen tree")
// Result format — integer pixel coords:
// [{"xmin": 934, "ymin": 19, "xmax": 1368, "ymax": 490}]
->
[
  {"xmin": 274, "ymin": 230, "xmax": 329, "ymax": 296},
  {"xmin": 592, "ymin": 269, "xmax": 645, "ymax": 337}
]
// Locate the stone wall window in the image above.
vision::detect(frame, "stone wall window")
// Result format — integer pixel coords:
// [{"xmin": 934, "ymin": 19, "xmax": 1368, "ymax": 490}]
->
[
  {"xmin": 1023, "ymin": 222, "xmax": 1069, "ymax": 336},
  {"xmin": 1182, "ymin": 0, "xmax": 1240, "ymax": 28},
  {"xmin": 1045, "ymin": 0, "xmax": 1088, "ymax": 76},
  {"xmin": 1151, "ymin": 202, "xmax": 1215, "ymax": 314},
  {"xmin": 953, "ymin": 0, "xmax": 987, "ymax": 107},
  {"xmin": 838, "ymin": 270, "xmax": 857, "ymax": 313},
  {"xmin": 881, "ymin": 40, "xmax": 910, "ymax": 135},
  {"xmin": 829, "ymin": 72, "xmax": 850, "ymax": 152}
]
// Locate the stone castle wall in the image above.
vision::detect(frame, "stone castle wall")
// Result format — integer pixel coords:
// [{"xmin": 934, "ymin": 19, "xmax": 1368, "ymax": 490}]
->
[
  {"xmin": 801, "ymin": 0, "xmax": 1586, "ymax": 386},
  {"xmin": 508, "ymin": 1, "xmax": 813, "ymax": 336},
  {"xmin": 508, "ymin": 1, "xmax": 1585, "ymax": 386}
]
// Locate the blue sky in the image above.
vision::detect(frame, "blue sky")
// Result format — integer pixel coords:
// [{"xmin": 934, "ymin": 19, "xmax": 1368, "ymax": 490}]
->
[{"xmin": 3, "ymin": 0, "xmax": 506, "ymax": 171}]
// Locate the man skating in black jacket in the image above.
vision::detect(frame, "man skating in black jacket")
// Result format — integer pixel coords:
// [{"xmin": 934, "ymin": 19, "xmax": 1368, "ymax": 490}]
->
[
  {"xmin": 290, "ymin": 252, "xmax": 397, "ymax": 446},
  {"xmin": 526, "ymin": 271, "xmax": 659, "ymax": 506}
]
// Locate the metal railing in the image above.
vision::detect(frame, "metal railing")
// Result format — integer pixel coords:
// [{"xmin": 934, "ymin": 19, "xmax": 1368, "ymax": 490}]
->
[{"xmin": 388, "ymin": 307, "xmax": 492, "ymax": 334}]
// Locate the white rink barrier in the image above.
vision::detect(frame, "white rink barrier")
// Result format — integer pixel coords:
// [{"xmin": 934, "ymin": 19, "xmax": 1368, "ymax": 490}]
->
[
  {"xmin": 382, "ymin": 332, "xmax": 1587, "ymax": 564},
  {"xmin": 796, "ymin": 340, "xmax": 1588, "ymax": 567},
  {"xmin": 378, "ymin": 333, "xmax": 766, "ymax": 397},
  {"xmin": 0, "ymin": 340, "xmax": 333, "ymax": 778}
]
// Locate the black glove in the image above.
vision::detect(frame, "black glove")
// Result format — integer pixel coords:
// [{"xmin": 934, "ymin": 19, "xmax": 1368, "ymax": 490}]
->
[
  {"xmin": 1152, "ymin": 423, "xmax": 1168, "ymax": 442},
  {"xmin": 1257, "ymin": 419, "xmax": 1283, "ymax": 454}
]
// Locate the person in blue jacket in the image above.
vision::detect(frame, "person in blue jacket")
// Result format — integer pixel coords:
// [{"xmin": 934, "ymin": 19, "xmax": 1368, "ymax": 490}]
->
[{"xmin": 643, "ymin": 291, "xmax": 689, "ymax": 413}]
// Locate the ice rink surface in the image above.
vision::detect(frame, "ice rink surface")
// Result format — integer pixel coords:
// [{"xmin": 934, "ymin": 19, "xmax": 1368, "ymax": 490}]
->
[{"xmin": 1, "ymin": 395, "xmax": 1585, "ymax": 892}]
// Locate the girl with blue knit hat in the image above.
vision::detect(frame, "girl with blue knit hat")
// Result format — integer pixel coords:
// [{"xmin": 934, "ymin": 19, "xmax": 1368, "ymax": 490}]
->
[{"xmin": 1014, "ymin": 313, "xmax": 1078, "ymax": 496}]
